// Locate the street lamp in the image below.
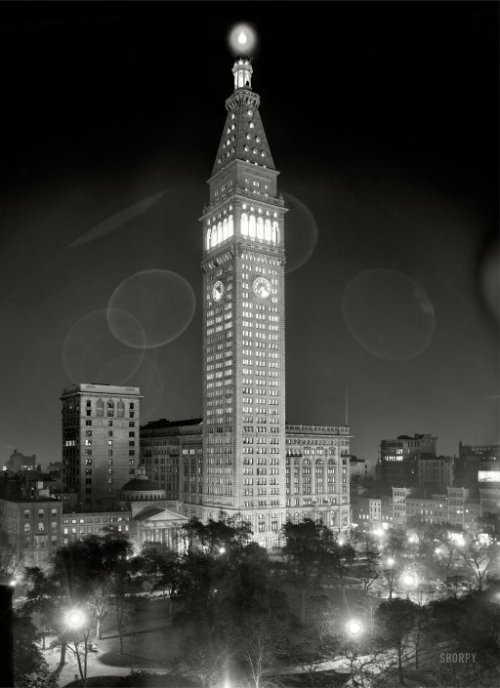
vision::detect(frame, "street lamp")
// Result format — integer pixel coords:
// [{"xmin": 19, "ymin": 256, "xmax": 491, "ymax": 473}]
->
[
  {"xmin": 345, "ymin": 618, "xmax": 364, "ymax": 638},
  {"xmin": 385, "ymin": 556, "xmax": 395, "ymax": 568},
  {"xmin": 64, "ymin": 608, "xmax": 87, "ymax": 631},
  {"xmin": 64, "ymin": 607, "xmax": 91, "ymax": 688},
  {"xmin": 401, "ymin": 571, "xmax": 417, "ymax": 588},
  {"xmin": 400, "ymin": 570, "xmax": 418, "ymax": 600}
]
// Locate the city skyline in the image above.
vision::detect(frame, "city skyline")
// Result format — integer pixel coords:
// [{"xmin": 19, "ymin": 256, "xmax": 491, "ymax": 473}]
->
[{"xmin": 0, "ymin": 2, "xmax": 498, "ymax": 469}]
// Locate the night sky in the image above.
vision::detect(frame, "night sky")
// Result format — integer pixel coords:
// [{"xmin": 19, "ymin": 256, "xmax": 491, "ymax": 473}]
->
[{"xmin": 0, "ymin": 2, "xmax": 498, "ymax": 469}]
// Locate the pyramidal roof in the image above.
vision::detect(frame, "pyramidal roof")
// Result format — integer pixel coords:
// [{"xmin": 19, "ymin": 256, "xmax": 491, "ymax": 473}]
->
[{"xmin": 212, "ymin": 58, "xmax": 275, "ymax": 175}]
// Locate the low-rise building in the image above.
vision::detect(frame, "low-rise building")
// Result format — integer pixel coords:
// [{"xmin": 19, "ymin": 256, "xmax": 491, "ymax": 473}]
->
[
  {"xmin": 0, "ymin": 496, "xmax": 62, "ymax": 568},
  {"xmin": 417, "ymin": 455, "xmax": 453, "ymax": 491}
]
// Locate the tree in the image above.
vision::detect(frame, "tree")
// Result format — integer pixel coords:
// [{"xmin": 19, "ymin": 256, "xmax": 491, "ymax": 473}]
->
[
  {"xmin": 428, "ymin": 590, "xmax": 500, "ymax": 673},
  {"xmin": 51, "ymin": 532, "xmax": 133, "ymax": 639},
  {"xmin": 12, "ymin": 610, "xmax": 57, "ymax": 688},
  {"xmin": 287, "ymin": 618, "xmax": 339, "ymax": 687},
  {"xmin": 459, "ymin": 535, "xmax": 500, "ymax": 591},
  {"xmin": 353, "ymin": 541, "xmax": 381, "ymax": 593},
  {"xmin": 182, "ymin": 515, "xmax": 252, "ymax": 556},
  {"xmin": 0, "ymin": 529, "xmax": 22, "ymax": 584},
  {"xmin": 375, "ymin": 598, "xmax": 417, "ymax": 685},
  {"xmin": 23, "ymin": 566, "xmax": 69, "ymax": 674},
  {"xmin": 179, "ymin": 633, "xmax": 230, "ymax": 688},
  {"xmin": 23, "ymin": 566, "xmax": 58, "ymax": 651},
  {"xmin": 322, "ymin": 541, "xmax": 357, "ymax": 600},
  {"xmin": 281, "ymin": 518, "xmax": 335, "ymax": 622},
  {"xmin": 140, "ymin": 542, "xmax": 180, "ymax": 612},
  {"xmin": 228, "ymin": 583, "xmax": 291, "ymax": 688},
  {"xmin": 109, "ymin": 554, "xmax": 144, "ymax": 654},
  {"xmin": 232, "ymin": 613, "xmax": 288, "ymax": 688}
]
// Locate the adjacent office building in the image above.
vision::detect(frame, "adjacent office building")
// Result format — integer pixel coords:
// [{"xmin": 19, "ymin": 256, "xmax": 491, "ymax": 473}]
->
[{"xmin": 61, "ymin": 383, "xmax": 142, "ymax": 510}]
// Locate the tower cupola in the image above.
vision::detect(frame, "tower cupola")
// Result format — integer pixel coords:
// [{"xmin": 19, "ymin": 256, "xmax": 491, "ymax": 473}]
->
[{"xmin": 233, "ymin": 57, "xmax": 253, "ymax": 90}]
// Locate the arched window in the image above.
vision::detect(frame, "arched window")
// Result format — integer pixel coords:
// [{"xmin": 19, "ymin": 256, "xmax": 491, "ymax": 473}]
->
[
  {"xmin": 249, "ymin": 214, "xmax": 256, "ymax": 238},
  {"xmin": 223, "ymin": 218, "xmax": 228, "ymax": 240},
  {"xmin": 272, "ymin": 221, "xmax": 279, "ymax": 243},
  {"xmin": 206, "ymin": 228, "xmax": 211, "ymax": 250},
  {"xmin": 217, "ymin": 222, "xmax": 222, "ymax": 244},
  {"xmin": 211, "ymin": 228, "xmax": 217, "ymax": 248},
  {"xmin": 96, "ymin": 399, "xmax": 104, "ymax": 417},
  {"xmin": 228, "ymin": 215, "xmax": 234, "ymax": 237},
  {"xmin": 107, "ymin": 400, "xmax": 114, "ymax": 417},
  {"xmin": 241, "ymin": 213, "xmax": 248, "ymax": 236},
  {"xmin": 264, "ymin": 219, "xmax": 271, "ymax": 241},
  {"xmin": 256, "ymin": 217, "xmax": 264, "ymax": 240}
]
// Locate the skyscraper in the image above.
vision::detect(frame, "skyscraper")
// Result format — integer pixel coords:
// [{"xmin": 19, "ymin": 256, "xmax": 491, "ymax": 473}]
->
[
  {"xmin": 61, "ymin": 383, "xmax": 141, "ymax": 509},
  {"xmin": 199, "ymin": 55, "xmax": 287, "ymax": 545}
]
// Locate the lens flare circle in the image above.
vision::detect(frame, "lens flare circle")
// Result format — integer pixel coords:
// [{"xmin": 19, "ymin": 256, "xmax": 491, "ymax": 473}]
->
[
  {"xmin": 62, "ymin": 309, "xmax": 145, "ymax": 384},
  {"xmin": 282, "ymin": 191, "xmax": 319, "ymax": 274},
  {"xmin": 228, "ymin": 23, "xmax": 257, "ymax": 55},
  {"xmin": 107, "ymin": 269, "xmax": 196, "ymax": 350},
  {"xmin": 342, "ymin": 269, "xmax": 436, "ymax": 361}
]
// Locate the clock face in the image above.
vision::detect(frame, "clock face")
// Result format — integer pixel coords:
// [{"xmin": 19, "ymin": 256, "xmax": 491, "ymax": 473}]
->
[
  {"xmin": 212, "ymin": 280, "xmax": 224, "ymax": 302},
  {"xmin": 252, "ymin": 276, "xmax": 272, "ymax": 300}
]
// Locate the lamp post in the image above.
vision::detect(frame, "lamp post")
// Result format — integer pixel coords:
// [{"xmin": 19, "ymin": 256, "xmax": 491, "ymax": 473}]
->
[
  {"xmin": 64, "ymin": 607, "xmax": 91, "ymax": 688},
  {"xmin": 400, "ymin": 571, "xmax": 418, "ymax": 600},
  {"xmin": 383, "ymin": 556, "xmax": 397, "ymax": 600},
  {"xmin": 344, "ymin": 619, "xmax": 365, "ymax": 687}
]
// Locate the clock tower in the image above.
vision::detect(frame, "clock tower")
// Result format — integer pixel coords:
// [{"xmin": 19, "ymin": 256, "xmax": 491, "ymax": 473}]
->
[{"xmin": 200, "ymin": 55, "xmax": 287, "ymax": 546}]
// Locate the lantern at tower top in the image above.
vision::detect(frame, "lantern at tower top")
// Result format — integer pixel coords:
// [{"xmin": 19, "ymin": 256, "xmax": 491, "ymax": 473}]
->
[
  {"xmin": 232, "ymin": 58, "xmax": 253, "ymax": 90},
  {"xmin": 228, "ymin": 23, "xmax": 257, "ymax": 57}
]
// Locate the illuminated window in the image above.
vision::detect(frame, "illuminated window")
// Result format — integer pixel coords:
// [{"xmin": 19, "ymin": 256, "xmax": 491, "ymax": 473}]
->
[
  {"xmin": 249, "ymin": 214, "xmax": 256, "ymax": 238},
  {"xmin": 241, "ymin": 213, "xmax": 249, "ymax": 236}
]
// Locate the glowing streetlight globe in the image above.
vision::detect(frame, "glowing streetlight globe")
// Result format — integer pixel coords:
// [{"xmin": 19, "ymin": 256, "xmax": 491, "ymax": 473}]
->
[
  {"xmin": 386, "ymin": 556, "xmax": 395, "ymax": 568},
  {"xmin": 64, "ymin": 608, "xmax": 86, "ymax": 630},
  {"xmin": 345, "ymin": 619, "xmax": 363, "ymax": 637},
  {"xmin": 401, "ymin": 572, "xmax": 417, "ymax": 588},
  {"xmin": 228, "ymin": 23, "xmax": 257, "ymax": 55}
]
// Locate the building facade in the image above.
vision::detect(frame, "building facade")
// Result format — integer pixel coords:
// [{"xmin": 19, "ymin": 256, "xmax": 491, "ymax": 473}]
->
[
  {"xmin": 379, "ymin": 433, "xmax": 437, "ymax": 487},
  {"xmin": 417, "ymin": 455, "xmax": 454, "ymax": 491},
  {"xmin": 61, "ymin": 383, "xmax": 142, "ymax": 510},
  {"xmin": 141, "ymin": 419, "xmax": 351, "ymax": 543},
  {"xmin": 455, "ymin": 442, "xmax": 500, "ymax": 490},
  {"xmin": 141, "ymin": 418, "xmax": 203, "ymax": 501},
  {"xmin": 3, "ymin": 449, "xmax": 39, "ymax": 475},
  {"xmin": 195, "ymin": 56, "xmax": 288, "ymax": 547},
  {"xmin": 0, "ymin": 496, "xmax": 62, "ymax": 568},
  {"xmin": 285, "ymin": 424, "xmax": 351, "ymax": 530}
]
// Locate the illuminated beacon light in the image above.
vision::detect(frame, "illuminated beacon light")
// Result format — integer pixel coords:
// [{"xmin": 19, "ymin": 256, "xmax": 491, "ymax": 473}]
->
[{"xmin": 228, "ymin": 23, "xmax": 257, "ymax": 55}]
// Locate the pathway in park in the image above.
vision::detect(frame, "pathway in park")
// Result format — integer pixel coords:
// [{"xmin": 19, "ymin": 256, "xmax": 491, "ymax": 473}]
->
[{"xmin": 44, "ymin": 619, "xmax": 174, "ymax": 687}]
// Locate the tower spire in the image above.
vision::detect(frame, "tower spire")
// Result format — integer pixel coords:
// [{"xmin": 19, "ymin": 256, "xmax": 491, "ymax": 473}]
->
[{"xmin": 212, "ymin": 56, "xmax": 275, "ymax": 174}]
